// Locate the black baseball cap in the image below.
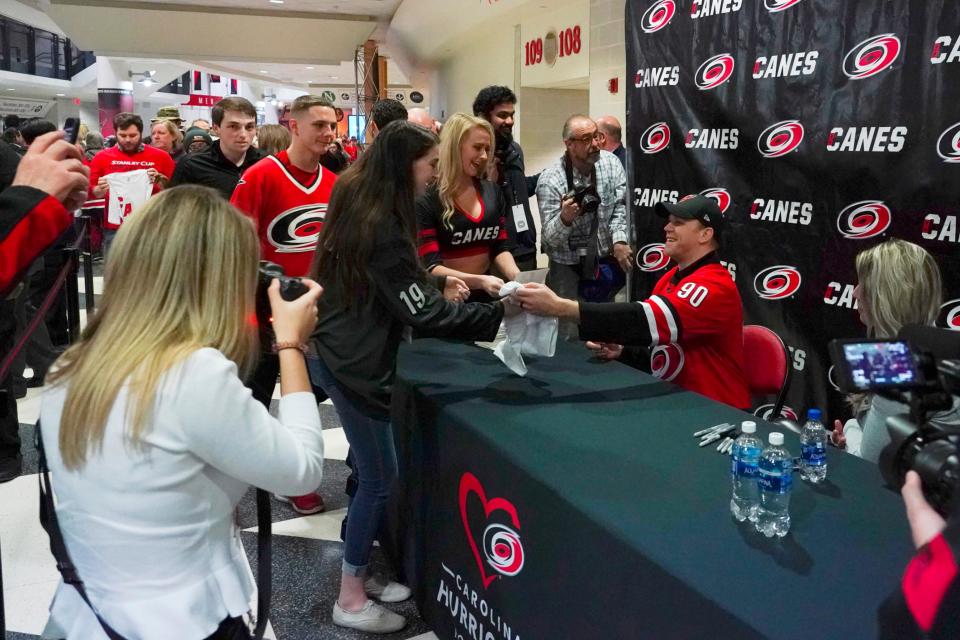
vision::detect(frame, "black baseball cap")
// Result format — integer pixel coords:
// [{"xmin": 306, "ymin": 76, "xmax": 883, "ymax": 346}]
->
[{"xmin": 655, "ymin": 194, "xmax": 725, "ymax": 241}]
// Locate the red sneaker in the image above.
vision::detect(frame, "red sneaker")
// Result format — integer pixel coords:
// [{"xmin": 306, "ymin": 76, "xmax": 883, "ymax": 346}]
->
[{"xmin": 274, "ymin": 492, "xmax": 326, "ymax": 515}]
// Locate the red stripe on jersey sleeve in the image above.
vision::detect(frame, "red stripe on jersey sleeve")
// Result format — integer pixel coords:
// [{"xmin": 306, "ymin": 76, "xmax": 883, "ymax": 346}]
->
[
  {"xmin": 903, "ymin": 533, "xmax": 958, "ymax": 632},
  {"xmin": 418, "ymin": 228, "xmax": 437, "ymax": 238},
  {"xmin": 418, "ymin": 241, "xmax": 440, "ymax": 257}
]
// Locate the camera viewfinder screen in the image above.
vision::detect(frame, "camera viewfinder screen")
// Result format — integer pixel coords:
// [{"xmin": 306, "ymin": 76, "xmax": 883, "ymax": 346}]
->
[{"xmin": 842, "ymin": 341, "xmax": 918, "ymax": 391}]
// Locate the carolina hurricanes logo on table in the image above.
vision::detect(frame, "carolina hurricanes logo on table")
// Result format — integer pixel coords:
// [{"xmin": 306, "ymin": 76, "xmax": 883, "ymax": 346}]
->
[
  {"xmin": 754, "ymin": 265, "xmax": 802, "ymax": 300},
  {"xmin": 459, "ymin": 472, "xmax": 525, "ymax": 589},
  {"xmin": 843, "ymin": 34, "xmax": 901, "ymax": 80},
  {"xmin": 939, "ymin": 299, "xmax": 960, "ymax": 331},
  {"xmin": 695, "ymin": 53, "xmax": 736, "ymax": 90},
  {"xmin": 936, "ymin": 122, "xmax": 960, "ymax": 163},
  {"xmin": 764, "ymin": 0, "xmax": 805, "ymax": 12},
  {"xmin": 757, "ymin": 120, "xmax": 804, "ymax": 158},
  {"xmin": 700, "ymin": 188, "xmax": 732, "ymax": 213},
  {"xmin": 641, "ymin": 0, "xmax": 676, "ymax": 33},
  {"xmin": 637, "ymin": 243, "xmax": 671, "ymax": 272},
  {"xmin": 640, "ymin": 122, "xmax": 671, "ymax": 154},
  {"xmin": 754, "ymin": 404, "xmax": 799, "ymax": 421},
  {"xmin": 651, "ymin": 343, "xmax": 685, "ymax": 381},
  {"xmin": 267, "ymin": 204, "xmax": 327, "ymax": 252},
  {"xmin": 836, "ymin": 200, "xmax": 892, "ymax": 239}
]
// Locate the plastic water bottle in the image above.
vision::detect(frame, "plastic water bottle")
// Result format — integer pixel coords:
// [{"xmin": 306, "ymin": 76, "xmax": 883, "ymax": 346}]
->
[
  {"xmin": 730, "ymin": 421, "xmax": 763, "ymax": 522},
  {"xmin": 756, "ymin": 432, "xmax": 793, "ymax": 538},
  {"xmin": 799, "ymin": 408, "xmax": 828, "ymax": 484}
]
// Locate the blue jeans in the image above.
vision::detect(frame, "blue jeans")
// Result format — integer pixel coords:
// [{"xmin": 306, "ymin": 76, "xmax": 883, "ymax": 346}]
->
[{"xmin": 307, "ymin": 357, "xmax": 397, "ymax": 576}]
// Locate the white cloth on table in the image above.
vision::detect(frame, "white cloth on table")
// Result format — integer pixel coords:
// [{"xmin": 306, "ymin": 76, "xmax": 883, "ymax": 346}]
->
[{"xmin": 493, "ymin": 281, "xmax": 558, "ymax": 376}]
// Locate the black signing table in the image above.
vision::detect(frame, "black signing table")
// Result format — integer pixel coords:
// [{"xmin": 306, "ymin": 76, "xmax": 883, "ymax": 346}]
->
[{"xmin": 388, "ymin": 339, "xmax": 913, "ymax": 640}]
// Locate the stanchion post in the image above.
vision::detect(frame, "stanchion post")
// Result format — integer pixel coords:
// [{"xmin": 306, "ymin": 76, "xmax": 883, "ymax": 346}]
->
[
  {"xmin": 63, "ymin": 246, "xmax": 81, "ymax": 343},
  {"xmin": 81, "ymin": 218, "xmax": 95, "ymax": 315}
]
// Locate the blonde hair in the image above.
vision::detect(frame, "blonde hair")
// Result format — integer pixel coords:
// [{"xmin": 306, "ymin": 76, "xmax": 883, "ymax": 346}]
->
[
  {"xmin": 151, "ymin": 119, "xmax": 183, "ymax": 148},
  {"xmin": 855, "ymin": 239, "xmax": 943, "ymax": 338},
  {"xmin": 437, "ymin": 113, "xmax": 494, "ymax": 229},
  {"xmin": 47, "ymin": 186, "xmax": 260, "ymax": 470},
  {"xmin": 257, "ymin": 124, "xmax": 291, "ymax": 155}
]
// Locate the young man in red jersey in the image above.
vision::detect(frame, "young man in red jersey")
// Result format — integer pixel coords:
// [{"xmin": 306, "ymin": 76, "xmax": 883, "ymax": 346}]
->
[
  {"xmin": 231, "ymin": 95, "xmax": 338, "ymax": 515},
  {"xmin": 88, "ymin": 112, "xmax": 175, "ymax": 258},
  {"xmin": 514, "ymin": 195, "xmax": 750, "ymax": 409}
]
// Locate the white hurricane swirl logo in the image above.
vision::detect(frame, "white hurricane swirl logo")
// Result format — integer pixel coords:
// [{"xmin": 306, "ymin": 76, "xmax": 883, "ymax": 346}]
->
[
  {"xmin": 640, "ymin": 122, "xmax": 671, "ymax": 154},
  {"xmin": 753, "ymin": 265, "xmax": 802, "ymax": 300},
  {"xmin": 937, "ymin": 122, "xmax": 960, "ymax": 163},
  {"xmin": 757, "ymin": 120, "xmax": 804, "ymax": 158},
  {"xmin": 700, "ymin": 188, "xmax": 731, "ymax": 213},
  {"xmin": 695, "ymin": 53, "xmax": 735, "ymax": 90},
  {"xmin": 267, "ymin": 204, "xmax": 327, "ymax": 252},
  {"xmin": 637, "ymin": 243, "xmax": 671, "ymax": 272},
  {"xmin": 843, "ymin": 34, "xmax": 901, "ymax": 80},
  {"xmin": 641, "ymin": 0, "xmax": 676, "ymax": 33},
  {"xmin": 651, "ymin": 344, "xmax": 685, "ymax": 381},
  {"xmin": 764, "ymin": 0, "xmax": 805, "ymax": 12},
  {"xmin": 836, "ymin": 200, "xmax": 891, "ymax": 239},
  {"xmin": 482, "ymin": 523, "xmax": 525, "ymax": 577},
  {"xmin": 754, "ymin": 404, "xmax": 799, "ymax": 421}
]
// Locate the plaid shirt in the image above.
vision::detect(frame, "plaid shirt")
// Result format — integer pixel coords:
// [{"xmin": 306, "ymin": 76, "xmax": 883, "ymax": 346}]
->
[{"xmin": 536, "ymin": 150, "xmax": 628, "ymax": 265}]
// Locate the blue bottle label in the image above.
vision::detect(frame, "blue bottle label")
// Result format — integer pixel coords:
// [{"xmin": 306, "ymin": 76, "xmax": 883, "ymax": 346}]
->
[
  {"xmin": 801, "ymin": 442, "xmax": 826, "ymax": 466},
  {"xmin": 731, "ymin": 445, "xmax": 760, "ymax": 479},
  {"xmin": 758, "ymin": 459, "xmax": 793, "ymax": 494}
]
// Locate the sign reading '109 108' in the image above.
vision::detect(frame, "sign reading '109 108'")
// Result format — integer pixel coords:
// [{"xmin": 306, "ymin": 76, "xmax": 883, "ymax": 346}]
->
[
  {"xmin": 519, "ymin": 3, "xmax": 590, "ymax": 87},
  {"xmin": 524, "ymin": 26, "xmax": 583, "ymax": 66}
]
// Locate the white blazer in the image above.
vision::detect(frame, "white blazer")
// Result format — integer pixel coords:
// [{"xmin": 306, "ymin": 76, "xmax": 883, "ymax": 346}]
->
[{"xmin": 39, "ymin": 348, "xmax": 324, "ymax": 639}]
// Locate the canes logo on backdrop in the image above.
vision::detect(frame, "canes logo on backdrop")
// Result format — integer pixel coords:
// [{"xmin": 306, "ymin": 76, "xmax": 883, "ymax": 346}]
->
[
  {"xmin": 651, "ymin": 343, "xmax": 685, "ymax": 381},
  {"xmin": 753, "ymin": 51, "xmax": 819, "ymax": 79},
  {"xmin": 921, "ymin": 213, "xmax": 960, "ymax": 244},
  {"xmin": 750, "ymin": 198, "xmax": 813, "ymax": 226},
  {"xmin": 459, "ymin": 472, "xmax": 524, "ymax": 589},
  {"xmin": 685, "ymin": 128, "xmax": 739, "ymax": 150},
  {"xmin": 826, "ymin": 126, "xmax": 908, "ymax": 153},
  {"xmin": 634, "ymin": 188, "xmax": 680, "ymax": 208},
  {"xmin": 638, "ymin": 243, "xmax": 671, "ymax": 272},
  {"xmin": 757, "ymin": 120, "xmax": 804, "ymax": 157},
  {"xmin": 700, "ymin": 188, "xmax": 732, "ymax": 213},
  {"xmin": 754, "ymin": 404, "xmax": 799, "ymax": 421},
  {"xmin": 939, "ymin": 299, "xmax": 960, "ymax": 331},
  {"xmin": 843, "ymin": 34, "xmax": 902, "ymax": 80},
  {"xmin": 931, "ymin": 36, "xmax": 960, "ymax": 65},
  {"xmin": 640, "ymin": 122, "xmax": 671, "ymax": 154},
  {"xmin": 695, "ymin": 53, "xmax": 735, "ymax": 90},
  {"xmin": 836, "ymin": 200, "xmax": 892, "ymax": 239},
  {"xmin": 936, "ymin": 122, "xmax": 960, "ymax": 163},
  {"xmin": 764, "ymin": 0, "xmax": 805, "ymax": 12},
  {"xmin": 690, "ymin": 0, "xmax": 742, "ymax": 19},
  {"xmin": 823, "ymin": 282, "xmax": 858, "ymax": 309},
  {"xmin": 641, "ymin": 0, "xmax": 676, "ymax": 33},
  {"xmin": 754, "ymin": 265, "xmax": 802, "ymax": 300},
  {"xmin": 635, "ymin": 66, "xmax": 681, "ymax": 88},
  {"xmin": 267, "ymin": 204, "xmax": 327, "ymax": 252}
]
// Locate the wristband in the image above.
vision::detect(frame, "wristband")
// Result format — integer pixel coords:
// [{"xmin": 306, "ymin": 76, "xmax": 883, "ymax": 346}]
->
[{"xmin": 273, "ymin": 341, "xmax": 308, "ymax": 354}]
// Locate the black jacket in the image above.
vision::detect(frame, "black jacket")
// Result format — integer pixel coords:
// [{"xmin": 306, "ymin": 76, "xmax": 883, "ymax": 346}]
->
[
  {"xmin": 496, "ymin": 140, "xmax": 538, "ymax": 260},
  {"xmin": 171, "ymin": 142, "xmax": 263, "ymax": 199},
  {"xmin": 312, "ymin": 215, "xmax": 504, "ymax": 417}
]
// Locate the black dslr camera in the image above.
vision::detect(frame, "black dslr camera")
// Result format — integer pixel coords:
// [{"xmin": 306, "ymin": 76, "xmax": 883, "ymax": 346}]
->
[
  {"xmin": 829, "ymin": 326, "xmax": 960, "ymax": 514},
  {"xmin": 255, "ymin": 261, "xmax": 308, "ymax": 347},
  {"xmin": 563, "ymin": 184, "xmax": 601, "ymax": 217}
]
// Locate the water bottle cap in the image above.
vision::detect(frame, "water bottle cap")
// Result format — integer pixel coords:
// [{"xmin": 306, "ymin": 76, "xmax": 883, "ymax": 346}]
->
[
  {"xmin": 769, "ymin": 432, "xmax": 784, "ymax": 446},
  {"xmin": 741, "ymin": 421, "xmax": 757, "ymax": 433},
  {"xmin": 807, "ymin": 408, "xmax": 822, "ymax": 420}
]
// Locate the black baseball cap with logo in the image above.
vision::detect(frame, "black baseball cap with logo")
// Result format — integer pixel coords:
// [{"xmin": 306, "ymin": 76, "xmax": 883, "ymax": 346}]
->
[{"xmin": 655, "ymin": 194, "xmax": 725, "ymax": 241}]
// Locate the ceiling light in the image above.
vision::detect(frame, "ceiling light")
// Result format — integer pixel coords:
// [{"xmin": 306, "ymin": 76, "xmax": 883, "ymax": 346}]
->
[
  {"xmin": 270, "ymin": 0, "xmax": 284, "ymax": 4},
  {"xmin": 128, "ymin": 69, "xmax": 156, "ymax": 87},
  {"xmin": 56, "ymin": 93, "xmax": 65, "ymax": 97},
  {"xmin": 6, "ymin": 88, "xmax": 14, "ymax": 91},
  {"xmin": 260, "ymin": 70, "xmax": 269, "ymax": 74},
  {"xmin": 330, "ymin": 76, "xmax": 339, "ymax": 80},
  {"xmin": 305, "ymin": 66, "xmax": 315, "ymax": 70}
]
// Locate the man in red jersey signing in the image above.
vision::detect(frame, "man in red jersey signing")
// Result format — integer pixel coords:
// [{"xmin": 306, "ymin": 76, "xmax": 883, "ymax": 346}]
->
[
  {"xmin": 514, "ymin": 194, "xmax": 750, "ymax": 409},
  {"xmin": 231, "ymin": 95, "xmax": 338, "ymax": 515}
]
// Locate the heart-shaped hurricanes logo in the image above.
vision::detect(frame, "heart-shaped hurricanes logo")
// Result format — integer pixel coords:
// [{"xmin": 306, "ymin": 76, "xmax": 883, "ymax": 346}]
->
[{"xmin": 459, "ymin": 472, "xmax": 525, "ymax": 589}]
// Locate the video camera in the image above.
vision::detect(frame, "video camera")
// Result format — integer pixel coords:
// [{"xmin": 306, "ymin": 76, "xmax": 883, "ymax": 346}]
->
[
  {"xmin": 255, "ymin": 261, "xmax": 308, "ymax": 348},
  {"xmin": 829, "ymin": 326, "xmax": 960, "ymax": 515}
]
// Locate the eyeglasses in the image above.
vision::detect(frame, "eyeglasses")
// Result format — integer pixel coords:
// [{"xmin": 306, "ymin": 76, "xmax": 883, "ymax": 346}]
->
[{"xmin": 568, "ymin": 131, "xmax": 603, "ymax": 144}]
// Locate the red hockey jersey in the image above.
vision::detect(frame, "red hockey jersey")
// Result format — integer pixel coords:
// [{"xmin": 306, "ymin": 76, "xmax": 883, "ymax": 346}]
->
[{"xmin": 230, "ymin": 150, "xmax": 336, "ymax": 277}]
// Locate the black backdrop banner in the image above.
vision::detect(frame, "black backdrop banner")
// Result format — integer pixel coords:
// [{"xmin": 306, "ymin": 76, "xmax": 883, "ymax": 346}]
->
[{"xmin": 626, "ymin": 0, "xmax": 960, "ymax": 422}]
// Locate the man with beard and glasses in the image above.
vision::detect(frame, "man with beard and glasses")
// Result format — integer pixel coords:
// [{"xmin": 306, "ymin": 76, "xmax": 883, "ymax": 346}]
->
[
  {"xmin": 473, "ymin": 85, "xmax": 539, "ymax": 271},
  {"xmin": 88, "ymin": 112, "xmax": 175, "ymax": 258}
]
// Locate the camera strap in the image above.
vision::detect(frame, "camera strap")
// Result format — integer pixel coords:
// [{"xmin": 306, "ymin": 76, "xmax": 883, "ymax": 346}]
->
[
  {"xmin": 563, "ymin": 154, "xmax": 601, "ymax": 280},
  {"xmin": 35, "ymin": 422, "xmax": 272, "ymax": 640}
]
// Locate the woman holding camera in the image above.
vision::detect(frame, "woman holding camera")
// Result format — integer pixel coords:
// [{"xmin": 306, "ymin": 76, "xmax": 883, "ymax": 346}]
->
[
  {"xmin": 40, "ymin": 186, "xmax": 325, "ymax": 640},
  {"xmin": 310, "ymin": 120, "xmax": 509, "ymax": 633},
  {"xmin": 415, "ymin": 113, "xmax": 520, "ymax": 303},
  {"xmin": 831, "ymin": 239, "xmax": 960, "ymax": 462}
]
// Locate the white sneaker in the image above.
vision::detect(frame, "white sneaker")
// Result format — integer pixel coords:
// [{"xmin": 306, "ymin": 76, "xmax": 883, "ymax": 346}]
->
[
  {"xmin": 364, "ymin": 575, "xmax": 412, "ymax": 603},
  {"xmin": 332, "ymin": 600, "xmax": 406, "ymax": 633}
]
